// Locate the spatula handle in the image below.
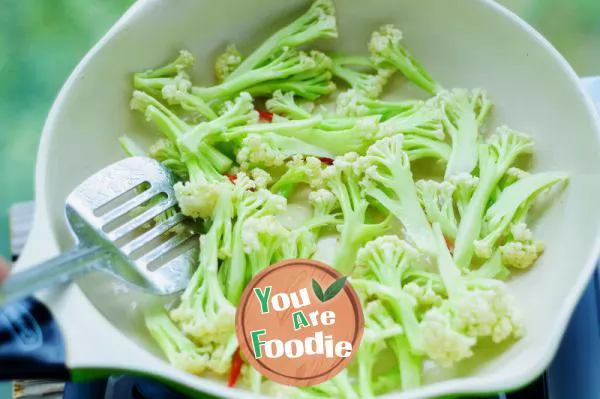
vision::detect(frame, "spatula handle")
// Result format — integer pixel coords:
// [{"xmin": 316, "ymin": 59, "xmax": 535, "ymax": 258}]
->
[{"xmin": 0, "ymin": 245, "xmax": 109, "ymax": 306}]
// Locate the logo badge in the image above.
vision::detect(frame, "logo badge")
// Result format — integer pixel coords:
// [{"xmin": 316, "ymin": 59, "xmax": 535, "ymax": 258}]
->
[{"xmin": 236, "ymin": 259, "xmax": 364, "ymax": 387}]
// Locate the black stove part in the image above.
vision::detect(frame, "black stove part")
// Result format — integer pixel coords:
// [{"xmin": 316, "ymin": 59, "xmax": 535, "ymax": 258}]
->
[
  {"xmin": 506, "ymin": 373, "xmax": 548, "ymax": 399},
  {"xmin": 132, "ymin": 376, "xmax": 193, "ymax": 399},
  {"xmin": 64, "ymin": 379, "xmax": 108, "ymax": 399}
]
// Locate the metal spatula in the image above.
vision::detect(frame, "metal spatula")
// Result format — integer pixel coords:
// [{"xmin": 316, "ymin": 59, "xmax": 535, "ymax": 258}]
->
[{"xmin": 0, "ymin": 157, "xmax": 197, "ymax": 305}]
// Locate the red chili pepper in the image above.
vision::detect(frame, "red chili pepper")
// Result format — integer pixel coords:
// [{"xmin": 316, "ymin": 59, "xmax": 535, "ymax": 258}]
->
[
  {"xmin": 224, "ymin": 173, "xmax": 237, "ymax": 184},
  {"xmin": 444, "ymin": 236, "xmax": 454, "ymax": 252},
  {"xmin": 258, "ymin": 110, "xmax": 273, "ymax": 123},
  {"xmin": 223, "ymin": 172, "xmax": 257, "ymax": 192},
  {"xmin": 228, "ymin": 348, "xmax": 244, "ymax": 387},
  {"xmin": 318, "ymin": 157, "xmax": 334, "ymax": 165}
]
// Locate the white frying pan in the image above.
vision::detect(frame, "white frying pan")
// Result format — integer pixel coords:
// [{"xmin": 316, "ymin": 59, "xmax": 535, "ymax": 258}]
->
[{"xmin": 3, "ymin": 0, "xmax": 600, "ymax": 398}]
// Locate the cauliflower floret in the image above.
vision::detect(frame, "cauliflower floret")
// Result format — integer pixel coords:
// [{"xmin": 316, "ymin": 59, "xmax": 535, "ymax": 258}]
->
[
  {"xmin": 160, "ymin": 72, "xmax": 192, "ymax": 100},
  {"xmin": 500, "ymin": 223, "xmax": 544, "ymax": 269},
  {"xmin": 362, "ymin": 299, "xmax": 404, "ymax": 341},
  {"xmin": 369, "ymin": 24, "xmax": 441, "ymax": 95},
  {"xmin": 145, "ymin": 306, "xmax": 238, "ymax": 376},
  {"xmin": 448, "ymin": 173, "xmax": 479, "ymax": 217},
  {"xmin": 309, "ymin": 188, "xmax": 338, "ymax": 216},
  {"xmin": 336, "ymin": 90, "xmax": 369, "ymax": 117},
  {"xmin": 271, "ymin": 155, "xmax": 325, "ymax": 197},
  {"xmin": 503, "ymin": 167, "xmax": 532, "ymax": 187},
  {"xmin": 369, "ymin": 25, "xmax": 403, "ymax": 60},
  {"xmin": 421, "ymin": 307, "xmax": 476, "ymax": 368},
  {"xmin": 376, "ymin": 99, "xmax": 444, "ymax": 141},
  {"xmin": 236, "ymin": 134, "xmax": 287, "ymax": 170},
  {"xmin": 476, "ymin": 172, "xmax": 565, "ymax": 260},
  {"xmin": 416, "ymin": 180, "xmax": 458, "ymax": 241},
  {"xmin": 266, "ymin": 90, "xmax": 314, "ymax": 119},
  {"xmin": 242, "ymin": 215, "xmax": 289, "ymax": 254},
  {"xmin": 404, "ymin": 281, "xmax": 443, "ymax": 308},
  {"xmin": 330, "ymin": 54, "xmax": 394, "ymax": 99},
  {"xmin": 144, "ymin": 309, "xmax": 211, "ymax": 374},
  {"xmin": 452, "ymin": 284, "xmax": 524, "ymax": 342},
  {"xmin": 282, "ymin": 227, "xmax": 317, "ymax": 260},
  {"xmin": 430, "ymin": 223, "xmax": 524, "ymax": 347},
  {"xmin": 249, "ymin": 168, "xmax": 272, "ymax": 189},
  {"xmin": 173, "ymin": 181, "xmax": 222, "ymax": 219},
  {"xmin": 148, "ymin": 138, "xmax": 187, "ymax": 178},
  {"xmin": 215, "ymin": 44, "xmax": 242, "ymax": 82}
]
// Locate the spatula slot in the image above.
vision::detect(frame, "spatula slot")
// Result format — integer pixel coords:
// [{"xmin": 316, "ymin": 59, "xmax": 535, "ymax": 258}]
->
[
  {"xmin": 102, "ymin": 192, "xmax": 168, "ymax": 233},
  {"xmin": 146, "ymin": 235, "xmax": 198, "ymax": 272},
  {"xmin": 113, "ymin": 206, "xmax": 181, "ymax": 248},
  {"xmin": 128, "ymin": 217, "xmax": 188, "ymax": 261},
  {"xmin": 93, "ymin": 181, "xmax": 151, "ymax": 217}
]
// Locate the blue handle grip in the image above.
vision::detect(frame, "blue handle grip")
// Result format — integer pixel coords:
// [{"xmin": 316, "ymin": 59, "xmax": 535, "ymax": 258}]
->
[{"xmin": 0, "ymin": 296, "xmax": 69, "ymax": 380}]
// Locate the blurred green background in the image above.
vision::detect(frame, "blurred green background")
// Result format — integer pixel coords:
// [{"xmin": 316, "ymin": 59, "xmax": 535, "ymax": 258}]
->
[{"xmin": 0, "ymin": 0, "xmax": 598, "ymax": 395}]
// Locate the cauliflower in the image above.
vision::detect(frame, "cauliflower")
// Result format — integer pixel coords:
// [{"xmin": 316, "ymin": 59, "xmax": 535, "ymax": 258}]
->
[
  {"xmin": 136, "ymin": 49, "xmax": 194, "ymax": 79},
  {"xmin": 499, "ymin": 223, "xmax": 545, "ymax": 269},
  {"xmin": 249, "ymin": 168, "xmax": 272, "ymax": 189},
  {"xmin": 174, "ymin": 180, "xmax": 223, "ymax": 219},
  {"xmin": 278, "ymin": 189, "xmax": 340, "ymax": 260},
  {"xmin": 336, "ymin": 89, "xmax": 421, "ymax": 120},
  {"xmin": 353, "ymin": 236, "xmax": 424, "ymax": 354},
  {"xmin": 420, "ymin": 307, "xmax": 476, "ymax": 368},
  {"xmin": 133, "ymin": 50, "xmax": 195, "ymax": 97},
  {"xmin": 468, "ymin": 250, "xmax": 511, "ymax": 280},
  {"xmin": 402, "ymin": 134, "xmax": 451, "ymax": 163},
  {"xmin": 130, "ymin": 90, "xmax": 233, "ymax": 173},
  {"xmin": 170, "ymin": 194, "xmax": 237, "ymax": 342},
  {"xmin": 308, "ymin": 188, "xmax": 340, "ymax": 227},
  {"xmin": 242, "ymin": 215, "xmax": 290, "ymax": 276},
  {"xmin": 164, "ymin": 188, "xmax": 240, "ymax": 376},
  {"xmin": 369, "ymin": 25, "xmax": 441, "ymax": 95},
  {"xmin": 228, "ymin": 114, "xmax": 379, "ymax": 156},
  {"xmin": 376, "ymin": 98, "xmax": 444, "ymax": 141},
  {"xmin": 448, "ymin": 173, "xmax": 479, "ymax": 218},
  {"xmin": 357, "ymin": 135, "xmax": 435, "ymax": 255},
  {"xmin": 404, "ymin": 281, "xmax": 443, "ymax": 309},
  {"xmin": 416, "ymin": 180, "xmax": 458, "ymax": 241},
  {"xmin": 453, "ymin": 126, "xmax": 534, "ymax": 268},
  {"xmin": 179, "ymin": 92, "xmax": 259, "ymax": 153},
  {"xmin": 420, "ymin": 223, "xmax": 524, "ymax": 367},
  {"xmin": 194, "ymin": 47, "xmax": 336, "ymax": 102},
  {"xmin": 236, "ymin": 134, "xmax": 287, "ymax": 170},
  {"xmin": 215, "ymin": 44, "xmax": 243, "ymax": 83},
  {"xmin": 246, "ymin": 50, "xmax": 337, "ymax": 100},
  {"xmin": 330, "ymin": 55, "xmax": 394, "ymax": 99},
  {"xmin": 143, "ymin": 138, "xmax": 186, "ymax": 179},
  {"xmin": 160, "ymin": 75, "xmax": 218, "ymax": 121},
  {"xmin": 236, "ymin": 131, "xmax": 334, "ymax": 171},
  {"xmin": 439, "ymin": 89, "xmax": 492, "ymax": 178},
  {"xmin": 322, "ymin": 153, "xmax": 392, "ymax": 273},
  {"xmin": 225, "ymin": 0, "xmax": 338, "ymax": 80},
  {"xmin": 225, "ymin": 187, "xmax": 288, "ymax": 304},
  {"xmin": 475, "ymin": 171, "xmax": 568, "ymax": 259},
  {"xmin": 266, "ymin": 90, "xmax": 314, "ymax": 119},
  {"xmin": 144, "ymin": 308, "xmax": 211, "ymax": 374},
  {"xmin": 356, "ymin": 299, "xmax": 403, "ymax": 397},
  {"xmin": 270, "ymin": 155, "xmax": 324, "ymax": 197}
]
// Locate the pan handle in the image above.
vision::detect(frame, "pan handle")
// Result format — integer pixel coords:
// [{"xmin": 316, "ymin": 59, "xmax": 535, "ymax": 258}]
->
[{"xmin": 0, "ymin": 296, "xmax": 69, "ymax": 380}]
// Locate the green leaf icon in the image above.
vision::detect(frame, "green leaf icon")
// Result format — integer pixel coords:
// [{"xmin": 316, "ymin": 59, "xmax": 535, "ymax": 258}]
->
[
  {"xmin": 313, "ymin": 278, "xmax": 325, "ymax": 302},
  {"xmin": 323, "ymin": 276, "xmax": 347, "ymax": 302},
  {"xmin": 312, "ymin": 279, "xmax": 325, "ymax": 302},
  {"xmin": 313, "ymin": 276, "xmax": 348, "ymax": 303}
]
